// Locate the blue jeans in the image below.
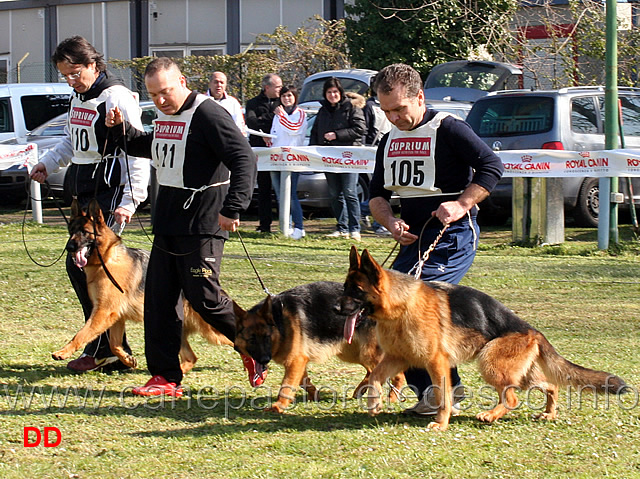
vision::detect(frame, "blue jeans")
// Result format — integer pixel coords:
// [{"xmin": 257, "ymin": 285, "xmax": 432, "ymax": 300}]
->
[
  {"xmin": 392, "ymin": 215, "xmax": 479, "ymax": 398},
  {"xmin": 324, "ymin": 172, "xmax": 361, "ymax": 233},
  {"xmin": 270, "ymin": 171, "xmax": 304, "ymax": 230}
]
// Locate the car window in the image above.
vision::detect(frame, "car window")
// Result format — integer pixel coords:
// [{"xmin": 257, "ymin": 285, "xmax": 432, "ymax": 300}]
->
[
  {"xmin": 29, "ymin": 115, "xmax": 67, "ymax": 136},
  {"xmin": 617, "ymin": 95, "xmax": 640, "ymax": 137},
  {"xmin": 0, "ymin": 98, "xmax": 12, "ymax": 133},
  {"xmin": 467, "ymin": 97, "xmax": 554, "ymax": 136},
  {"xmin": 141, "ymin": 105, "xmax": 157, "ymax": 133},
  {"xmin": 20, "ymin": 94, "xmax": 70, "ymax": 131},
  {"xmin": 571, "ymin": 96, "xmax": 599, "ymax": 134},
  {"xmin": 299, "ymin": 78, "xmax": 369, "ymax": 105}
]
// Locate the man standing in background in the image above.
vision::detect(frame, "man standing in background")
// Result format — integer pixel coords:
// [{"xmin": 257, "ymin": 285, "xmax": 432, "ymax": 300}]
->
[
  {"xmin": 206, "ymin": 71, "xmax": 246, "ymax": 136},
  {"xmin": 245, "ymin": 73, "xmax": 282, "ymax": 233}
]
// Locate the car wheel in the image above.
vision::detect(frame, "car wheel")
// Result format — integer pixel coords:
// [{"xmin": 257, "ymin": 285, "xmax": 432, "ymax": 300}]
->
[{"xmin": 573, "ymin": 178, "xmax": 599, "ymax": 227}]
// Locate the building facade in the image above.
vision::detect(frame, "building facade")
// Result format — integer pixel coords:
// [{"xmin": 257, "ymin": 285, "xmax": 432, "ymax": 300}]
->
[{"xmin": 0, "ymin": 0, "xmax": 346, "ymax": 83}]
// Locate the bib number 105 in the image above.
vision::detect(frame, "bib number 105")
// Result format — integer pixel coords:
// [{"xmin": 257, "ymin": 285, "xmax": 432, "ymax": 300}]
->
[{"xmin": 389, "ymin": 160, "xmax": 425, "ymax": 186}]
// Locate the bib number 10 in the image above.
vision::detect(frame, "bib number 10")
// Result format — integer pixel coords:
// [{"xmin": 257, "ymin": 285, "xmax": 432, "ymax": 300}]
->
[
  {"xmin": 389, "ymin": 160, "xmax": 425, "ymax": 186},
  {"xmin": 71, "ymin": 127, "xmax": 90, "ymax": 152}
]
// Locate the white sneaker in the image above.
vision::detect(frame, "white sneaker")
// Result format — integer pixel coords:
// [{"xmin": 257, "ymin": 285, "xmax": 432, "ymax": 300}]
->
[
  {"xmin": 326, "ymin": 230, "xmax": 349, "ymax": 238},
  {"xmin": 291, "ymin": 228, "xmax": 305, "ymax": 240},
  {"xmin": 350, "ymin": 231, "xmax": 361, "ymax": 242},
  {"xmin": 403, "ymin": 399, "xmax": 461, "ymax": 416},
  {"xmin": 402, "ymin": 384, "xmax": 466, "ymax": 416}
]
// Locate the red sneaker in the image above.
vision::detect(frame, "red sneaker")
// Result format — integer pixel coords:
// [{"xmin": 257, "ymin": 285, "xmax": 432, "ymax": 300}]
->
[
  {"xmin": 241, "ymin": 354, "xmax": 268, "ymax": 387},
  {"xmin": 132, "ymin": 375, "xmax": 183, "ymax": 397}
]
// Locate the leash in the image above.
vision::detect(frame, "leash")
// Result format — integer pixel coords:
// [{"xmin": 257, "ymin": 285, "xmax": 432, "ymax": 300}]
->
[
  {"xmin": 21, "ymin": 180, "xmax": 68, "ymax": 268},
  {"xmin": 235, "ymin": 229, "xmax": 272, "ymax": 296},
  {"xmin": 380, "ymin": 215, "xmax": 446, "ymax": 271},
  {"xmin": 409, "ymin": 221, "xmax": 450, "ymax": 280},
  {"xmin": 86, "ymin": 214, "xmax": 125, "ymax": 294}
]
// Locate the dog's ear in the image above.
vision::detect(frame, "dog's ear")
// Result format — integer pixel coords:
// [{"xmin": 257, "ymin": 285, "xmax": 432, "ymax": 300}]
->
[
  {"xmin": 232, "ymin": 299, "xmax": 246, "ymax": 320},
  {"xmin": 349, "ymin": 245, "xmax": 361, "ymax": 271},
  {"xmin": 361, "ymin": 249, "xmax": 382, "ymax": 283},
  {"xmin": 87, "ymin": 199, "xmax": 105, "ymax": 224},
  {"xmin": 260, "ymin": 295, "xmax": 276, "ymax": 326},
  {"xmin": 70, "ymin": 198, "xmax": 82, "ymax": 218}
]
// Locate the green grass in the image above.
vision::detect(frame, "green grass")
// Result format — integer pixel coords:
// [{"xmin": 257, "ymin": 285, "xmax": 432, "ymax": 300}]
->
[{"xmin": 1, "ymin": 210, "xmax": 639, "ymax": 478}]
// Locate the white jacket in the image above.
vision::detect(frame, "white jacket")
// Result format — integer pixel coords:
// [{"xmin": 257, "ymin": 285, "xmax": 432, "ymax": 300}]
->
[{"xmin": 270, "ymin": 107, "xmax": 307, "ymax": 147}]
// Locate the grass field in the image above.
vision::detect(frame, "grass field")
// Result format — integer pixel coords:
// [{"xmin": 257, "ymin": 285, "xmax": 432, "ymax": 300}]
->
[{"xmin": 1, "ymin": 206, "xmax": 639, "ymax": 478}]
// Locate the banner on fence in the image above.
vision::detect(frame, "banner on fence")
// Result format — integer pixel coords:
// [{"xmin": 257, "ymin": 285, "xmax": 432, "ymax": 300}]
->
[
  {"xmin": 255, "ymin": 145, "xmax": 376, "ymax": 174},
  {"xmin": 0, "ymin": 144, "xmax": 38, "ymax": 173},
  {"xmin": 255, "ymin": 146, "xmax": 640, "ymax": 178}
]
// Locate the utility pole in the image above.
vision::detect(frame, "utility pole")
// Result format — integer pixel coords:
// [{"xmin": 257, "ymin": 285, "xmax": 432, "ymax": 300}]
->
[{"xmin": 600, "ymin": 0, "xmax": 619, "ymax": 249}]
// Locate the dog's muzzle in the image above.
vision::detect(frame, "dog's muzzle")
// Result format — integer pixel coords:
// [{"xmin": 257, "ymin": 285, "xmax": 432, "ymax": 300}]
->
[{"xmin": 66, "ymin": 239, "xmax": 92, "ymax": 269}]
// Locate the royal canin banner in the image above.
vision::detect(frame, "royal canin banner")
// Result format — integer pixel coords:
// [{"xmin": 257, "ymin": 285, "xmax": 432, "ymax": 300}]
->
[
  {"xmin": 255, "ymin": 146, "xmax": 377, "ymax": 173},
  {"xmin": 255, "ymin": 146, "xmax": 640, "ymax": 177},
  {"xmin": 0, "ymin": 144, "xmax": 38, "ymax": 173}
]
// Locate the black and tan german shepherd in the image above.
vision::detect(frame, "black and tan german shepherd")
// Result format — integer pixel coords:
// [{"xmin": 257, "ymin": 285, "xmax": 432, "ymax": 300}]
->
[
  {"xmin": 234, "ymin": 281, "xmax": 404, "ymax": 413},
  {"xmin": 340, "ymin": 246, "xmax": 627, "ymax": 431},
  {"xmin": 53, "ymin": 199, "xmax": 232, "ymax": 371}
]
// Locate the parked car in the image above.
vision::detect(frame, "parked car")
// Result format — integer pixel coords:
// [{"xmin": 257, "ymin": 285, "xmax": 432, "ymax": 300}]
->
[
  {"xmin": 298, "ymin": 69, "xmax": 377, "ymax": 111},
  {"xmin": 423, "ymin": 60, "xmax": 522, "ymax": 103},
  {"xmin": 0, "ymin": 83, "xmax": 71, "ymax": 201},
  {"xmin": 466, "ymin": 86, "xmax": 640, "ymax": 226},
  {"xmin": 1, "ymin": 101, "xmax": 156, "ymax": 204}
]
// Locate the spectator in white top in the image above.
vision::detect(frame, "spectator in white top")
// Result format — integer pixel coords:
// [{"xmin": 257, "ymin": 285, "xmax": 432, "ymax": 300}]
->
[
  {"xmin": 206, "ymin": 71, "xmax": 246, "ymax": 136},
  {"xmin": 269, "ymin": 85, "xmax": 308, "ymax": 239}
]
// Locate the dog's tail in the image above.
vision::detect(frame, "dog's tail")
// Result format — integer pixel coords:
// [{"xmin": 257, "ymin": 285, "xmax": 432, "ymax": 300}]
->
[{"xmin": 536, "ymin": 332, "xmax": 627, "ymax": 394}]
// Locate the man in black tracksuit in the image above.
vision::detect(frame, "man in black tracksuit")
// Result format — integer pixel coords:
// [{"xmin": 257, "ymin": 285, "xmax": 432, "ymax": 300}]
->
[
  {"xmin": 30, "ymin": 36, "xmax": 149, "ymax": 373},
  {"xmin": 107, "ymin": 57, "xmax": 264, "ymax": 396},
  {"xmin": 245, "ymin": 73, "xmax": 282, "ymax": 233}
]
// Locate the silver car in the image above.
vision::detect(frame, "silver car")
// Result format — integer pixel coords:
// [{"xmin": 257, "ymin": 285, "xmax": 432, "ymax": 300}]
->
[{"xmin": 466, "ymin": 86, "xmax": 640, "ymax": 226}]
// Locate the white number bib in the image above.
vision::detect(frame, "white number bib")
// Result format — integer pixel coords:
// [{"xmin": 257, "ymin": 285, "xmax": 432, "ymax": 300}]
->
[
  {"xmin": 152, "ymin": 94, "xmax": 209, "ymax": 188},
  {"xmin": 69, "ymin": 101, "xmax": 101, "ymax": 164},
  {"xmin": 383, "ymin": 111, "xmax": 459, "ymax": 198}
]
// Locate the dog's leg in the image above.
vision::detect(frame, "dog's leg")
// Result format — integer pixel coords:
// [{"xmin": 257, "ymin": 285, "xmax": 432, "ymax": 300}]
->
[
  {"xmin": 52, "ymin": 309, "xmax": 116, "ymax": 361},
  {"xmin": 267, "ymin": 356, "xmax": 309, "ymax": 413},
  {"xmin": 532, "ymin": 381, "xmax": 559, "ymax": 421},
  {"xmin": 476, "ymin": 332, "xmax": 538, "ymax": 423},
  {"xmin": 179, "ymin": 335, "xmax": 198, "ymax": 374},
  {"xmin": 366, "ymin": 357, "xmax": 407, "ymax": 416},
  {"xmin": 300, "ymin": 369, "xmax": 319, "ymax": 401},
  {"xmin": 353, "ymin": 371, "xmax": 371, "ymax": 399},
  {"xmin": 424, "ymin": 352, "xmax": 454, "ymax": 431},
  {"xmin": 388, "ymin": 373, "xmax": 406, "ymax": 403},
  {"xmin": 107, "ymin": 320, "xmax": 137, "ymax": 369}
]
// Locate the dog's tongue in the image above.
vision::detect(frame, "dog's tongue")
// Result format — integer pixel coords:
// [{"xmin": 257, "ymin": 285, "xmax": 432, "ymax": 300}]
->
[
  {"xmin": 75, "ymin": 247, "xmax": 88, "ymax": 268},
  {"xmin": 344, "ymin": 311, "xmax": 359, "ymax": 344}
]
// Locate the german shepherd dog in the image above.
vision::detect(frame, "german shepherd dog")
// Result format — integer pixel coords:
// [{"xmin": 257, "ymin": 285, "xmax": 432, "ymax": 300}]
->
[
  {"xmin": 53, "ymin": 199, "xmax": 232, "ymax": 372},
  {"xmin": 234, "ymin": 281, "xmax": 404, "ymax": 413},
  {"xmin": 340, "ymin": 247, "xmax": 627, "ymax": 431}
]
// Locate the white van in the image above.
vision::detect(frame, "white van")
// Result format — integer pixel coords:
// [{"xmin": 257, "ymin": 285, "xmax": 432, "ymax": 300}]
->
[{"xmin": 0, "ymin": 83, "xmax": 71, "ymax": 143}]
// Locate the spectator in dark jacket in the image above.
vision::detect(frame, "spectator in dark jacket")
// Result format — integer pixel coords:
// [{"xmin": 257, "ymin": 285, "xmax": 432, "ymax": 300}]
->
[
  {"xmin": 245, "ymin": 73, "xmax": 282, "ymax": 233},
  {"xmin": 309, "ymin": 77, "xmax": 366, "ymax": 240}
]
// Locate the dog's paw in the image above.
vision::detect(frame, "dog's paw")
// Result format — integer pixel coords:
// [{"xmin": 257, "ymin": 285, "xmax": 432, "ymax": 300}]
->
[
  {"xmin": 367, "ymin": 400, "xmax": 383, "ymax": 416},
  {"xmin": 52, "ymin": 350, "xmax": 71, "ymax": 360},
  {"xmin": 264, "ymin": 403, "xmax": 286, "ymax": 414},
  {"xmin": 476, "ymin": 411, "xmax": 499, "ymax": 423},
  {"xmin": 123, "ymin": 356, "xmax": 137, "ymax": 369},
  {"xmin": 533, "ymin": 411, "xmax": 557, "ymax": 421},
  {"xmin": 427, "ymin": 421, "xmax": 449, "ymax": 432}
]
